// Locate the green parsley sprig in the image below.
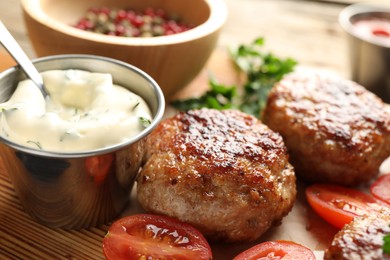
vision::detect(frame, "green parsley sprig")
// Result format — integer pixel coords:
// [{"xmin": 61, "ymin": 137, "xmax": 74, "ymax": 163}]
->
[
  {"xmin": 233, "ymin": 37, "xmax": 297, "ymax": 116},
  {"xmin": 171, "ymin": 77, "xmax": 238, "ymax": 111},
  {"xmin": 171, "ymin": 37, "xmax": 297, "ymax": 118},
  {"xmin": 384, "ymin": 232, "xmax": 390, "ymax": 254}
]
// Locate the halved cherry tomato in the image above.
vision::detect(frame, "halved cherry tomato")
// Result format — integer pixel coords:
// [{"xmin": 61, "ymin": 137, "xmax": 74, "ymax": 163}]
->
[
  {"xmin": 306, "ymin": 184, "xmax": 384, "ymax": 229},
  {"xmin": 233, "ymin": 240, "xmax": 315, "ymax": 260},
  {"xmin": 103, "ymin": 214, "xmax": 212, "ymax": 260},
  {"xmin": 370, "ymin": 174, "xmax": 390, "ymax": 205}
]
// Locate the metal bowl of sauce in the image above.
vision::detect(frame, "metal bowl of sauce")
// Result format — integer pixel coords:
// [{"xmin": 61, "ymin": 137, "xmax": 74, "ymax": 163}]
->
[
  {"xmin": 339, "ymin": 2, "xmax": 390, "ymax": 103},
  {"xmin": 0, "ymin": 54, "xmax": 165, "ymax": 229}
]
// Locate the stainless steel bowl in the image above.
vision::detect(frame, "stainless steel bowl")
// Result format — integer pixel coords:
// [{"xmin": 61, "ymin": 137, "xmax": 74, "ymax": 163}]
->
[
  {"xmin": 339, "ymin": 2, "xmax": 390, "ymax": 103},
  {"xmin": 0, "ymin": 54, "xmax": 165, "ymax": 229}
]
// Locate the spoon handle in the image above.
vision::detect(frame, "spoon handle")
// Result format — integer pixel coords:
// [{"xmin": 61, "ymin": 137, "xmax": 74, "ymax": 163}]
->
[{"xmin": 0, "ymin": 21, "xmax": 48, "ymax": 98}]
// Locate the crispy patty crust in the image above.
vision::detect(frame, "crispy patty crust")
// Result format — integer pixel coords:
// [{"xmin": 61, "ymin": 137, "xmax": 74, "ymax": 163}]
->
[
  {"xmin": 263, "ymin": 71, "xmax": 390, "ymax": 185},
  {"xmin": 137, "ymin": 109, "xmax": 296, "ymax": 242},
  {"xmin": 324, "ymin": 210, "xmax": 390, "ymax": 260}
]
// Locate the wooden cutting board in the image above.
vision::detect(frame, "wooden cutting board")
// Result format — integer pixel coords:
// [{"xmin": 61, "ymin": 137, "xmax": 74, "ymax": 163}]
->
[{"xmin": 0, "ymin": 48, "xmax": 389, "ymax": 259}]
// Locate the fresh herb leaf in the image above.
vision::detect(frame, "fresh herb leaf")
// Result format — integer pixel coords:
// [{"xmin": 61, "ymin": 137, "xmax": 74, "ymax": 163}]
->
[
  {"xmin": 27, "ymin": 140, "xmax": 42, "ymax": 150},
  {"xmin": 171, "ymin": 37, "xmax": 297, "ymax": 118},
  {"xmin": 171, "ymin": 77, "xmax": 238, "ymax": 111},
  {"xmin": 384, "ymin": 233, "xmax": 390, "ymax": 254},
  {"xmin": 139, "ymin": 117, "xmax": 151, "ymax": 128},
  {"xmin": 231, "ymin": 37, "xmax": 297, "ymax": 116}
]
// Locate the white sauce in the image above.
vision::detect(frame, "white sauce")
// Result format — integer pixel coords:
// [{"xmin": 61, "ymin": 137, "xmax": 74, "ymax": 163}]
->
[{"xmin": 0, "ymin": 70, "xmax": 152, "ymax": 152}]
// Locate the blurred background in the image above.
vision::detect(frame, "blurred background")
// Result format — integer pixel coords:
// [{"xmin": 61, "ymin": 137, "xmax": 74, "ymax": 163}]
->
[{"xmin": 0, "ymin": 0, "xmax": 359, "ymax": 77}]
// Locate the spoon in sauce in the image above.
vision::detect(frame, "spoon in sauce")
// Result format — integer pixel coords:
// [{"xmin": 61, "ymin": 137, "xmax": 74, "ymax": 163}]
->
[{"xmin": 0, "ymin": 21, "xmax": 48, "ymax": 98}]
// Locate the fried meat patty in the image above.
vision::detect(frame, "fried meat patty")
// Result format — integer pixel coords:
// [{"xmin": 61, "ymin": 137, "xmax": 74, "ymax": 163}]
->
[
  {"xmin": 263, "ymin": 71, "xmax": 390, "ymax": 186},
  {"xmin": 137, "ymin": 109, "xmax": 296, "ymax": 242},
  {"xmin": 324, "ymin": 210, "xmax": 390, "ymax": 260}
]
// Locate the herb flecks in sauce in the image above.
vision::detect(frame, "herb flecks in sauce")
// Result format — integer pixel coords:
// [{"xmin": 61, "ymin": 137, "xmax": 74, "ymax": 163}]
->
[
  {"xmin": 132, "ymin": 101, "xmax": 140, "ymax": 111},
  {"xmin": 27, "ymin": 140, "xmax": 42, "ymax": 150},
  {"xmin": 139, "ymin": 117, "xmax": 151, "ymax": 128},
  {"xmin": 0, "ymin": 70, "xmax": 152, "ymax": 152}
]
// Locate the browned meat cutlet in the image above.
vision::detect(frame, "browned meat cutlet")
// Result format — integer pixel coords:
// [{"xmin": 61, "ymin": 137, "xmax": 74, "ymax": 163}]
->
[
  {"xmin": 263, "ymin": 71, "xmax": 390, "ymax": 186},
  {"xmin": 324, "ymin": 210, "xmax": 390, "ymax": 260},
  {"xmin": 137, "ymin": 108, "xmax": 296, "ymax": 243}
]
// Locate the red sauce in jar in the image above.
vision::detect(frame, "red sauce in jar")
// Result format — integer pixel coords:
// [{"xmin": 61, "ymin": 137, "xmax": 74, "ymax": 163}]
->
[{"xmin": 353, "ymin": 17, "xmax": 390, "ymax": 44}]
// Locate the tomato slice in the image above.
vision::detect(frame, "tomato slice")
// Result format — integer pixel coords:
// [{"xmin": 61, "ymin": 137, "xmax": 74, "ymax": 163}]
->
[
  {"xmin": 305, "ymin": 184, "xmax": 384, "ymax": 229},
  {"xmin": 233, "ymin": 240, "xmax": 316, "ymax": 260},
  {"xmin": 370, "ymin": 174, "xmax": 390, "ymax": 205},
  {"xmin": 102, "ymin": 214, "xmax": 212, "ymax": 260}
]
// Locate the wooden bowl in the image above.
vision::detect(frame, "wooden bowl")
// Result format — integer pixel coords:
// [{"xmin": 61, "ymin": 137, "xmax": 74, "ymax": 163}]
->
[{"xmin": 21, "ymin": 0, "xmax": 228, "ymax": 99}]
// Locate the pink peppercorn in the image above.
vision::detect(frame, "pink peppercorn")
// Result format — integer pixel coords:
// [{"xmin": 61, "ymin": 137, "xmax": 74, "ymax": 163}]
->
[{"xmin": 74, "ymin": 6, "xmax": 193, "ymax": 37}]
